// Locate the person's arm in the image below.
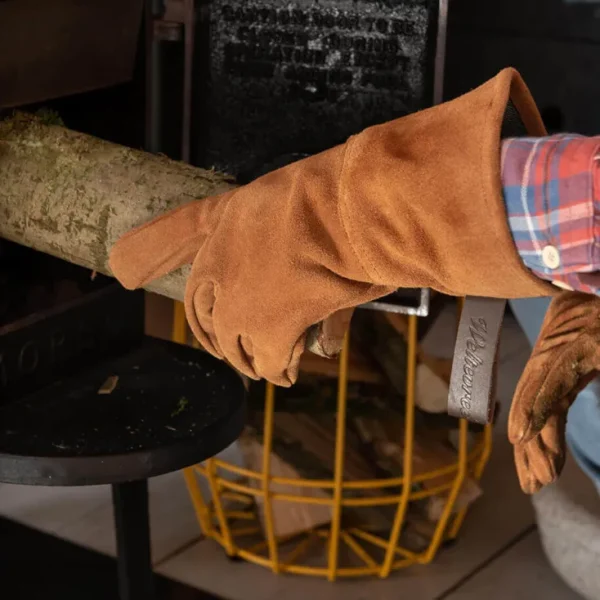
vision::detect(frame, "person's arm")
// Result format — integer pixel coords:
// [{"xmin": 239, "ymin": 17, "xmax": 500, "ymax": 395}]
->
[
  {"xmin": 501, "ymin": 134, "xmax": 600, "ymax": 493},
  {"xmin": 502, "ymin": 135, "xmax": 600, "ymax": 294}
]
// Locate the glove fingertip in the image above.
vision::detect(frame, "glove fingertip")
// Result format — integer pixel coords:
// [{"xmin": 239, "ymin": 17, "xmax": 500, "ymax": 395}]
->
[
  {"xmin": 108, "ymin": 250, "xmax": 143, "ymax": 290},
  {"xmin": 530, "ymin": 454, "xmax": 559, "ymax": 489},
  {"xmin": 522, "ymin": 477, "xmax": 543, "ymax": 495},
  {"xmin": 508, "ymin": 422, "xmax": 530, "ymax": 444},
  {"xmin": 508, "ymin": 406, "xmax": 538, "ymax": 443}
]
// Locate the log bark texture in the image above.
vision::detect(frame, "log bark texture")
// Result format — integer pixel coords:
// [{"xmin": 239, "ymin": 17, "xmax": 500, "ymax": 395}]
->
[
  {"xmin": 0, "ymin": 114, "xmax": 235, "ymax": 301},
  {"xmin": 0, "ymin": 114, "xmax": 335, "ymax": 357}
]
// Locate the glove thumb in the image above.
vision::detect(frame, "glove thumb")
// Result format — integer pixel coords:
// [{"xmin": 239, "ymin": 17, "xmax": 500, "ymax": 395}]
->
[{"xmin": 109, "ymin": 194, "xmax": 228, "ymax": 290}]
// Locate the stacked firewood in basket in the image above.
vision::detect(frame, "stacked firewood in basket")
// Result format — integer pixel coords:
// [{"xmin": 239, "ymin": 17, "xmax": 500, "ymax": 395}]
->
[{"xmin": 235, "ymin": 299, "xmax": 486, "ymax": 547}]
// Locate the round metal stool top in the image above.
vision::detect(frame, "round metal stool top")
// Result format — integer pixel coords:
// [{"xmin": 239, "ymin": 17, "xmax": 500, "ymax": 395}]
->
[{"xmin": 0, "ymin": 338, "xmax": 246, "ymax": 486}]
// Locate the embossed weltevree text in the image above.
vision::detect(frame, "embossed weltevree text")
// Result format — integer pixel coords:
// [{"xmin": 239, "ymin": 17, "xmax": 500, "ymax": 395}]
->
[{"xmin": 457, "ymin": 317, "xmax": 488, "ymax": 420}]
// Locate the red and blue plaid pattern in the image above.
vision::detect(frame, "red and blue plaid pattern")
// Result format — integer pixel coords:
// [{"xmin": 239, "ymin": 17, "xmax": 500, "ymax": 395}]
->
[{"xmin": 502, "ymin": 134, "xmax": 600, "ymax": 294}]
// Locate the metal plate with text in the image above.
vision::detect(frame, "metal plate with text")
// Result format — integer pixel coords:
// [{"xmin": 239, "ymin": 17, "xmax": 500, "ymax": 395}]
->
[
  {"xmin": 0, "ymin": 286, "xmax": 144, "ymax": 405},
  {"xmin": 205, "ymin": 0, "xmax": 439, "ymax": 178}
]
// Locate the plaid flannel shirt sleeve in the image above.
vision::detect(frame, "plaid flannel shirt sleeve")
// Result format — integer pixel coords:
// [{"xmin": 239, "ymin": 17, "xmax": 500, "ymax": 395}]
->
[{"xmin": 501, "ymin": 134, "xmax": 600, "ymax": 294}]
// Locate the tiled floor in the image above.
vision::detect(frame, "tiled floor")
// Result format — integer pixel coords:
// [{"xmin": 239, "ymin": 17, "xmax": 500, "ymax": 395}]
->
[{"xmin": 0, "ymin": 303, "xmax": 586, "ymax": 599}]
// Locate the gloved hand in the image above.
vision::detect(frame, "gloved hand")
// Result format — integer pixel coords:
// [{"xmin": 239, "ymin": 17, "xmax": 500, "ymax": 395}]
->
[
  {"xmin": 109, "ymin": 67, "xmax": 555, "ymax": 386},
  {"xmin": 509, "ymin": 292, "xmax": 600, "ymax": 493}
]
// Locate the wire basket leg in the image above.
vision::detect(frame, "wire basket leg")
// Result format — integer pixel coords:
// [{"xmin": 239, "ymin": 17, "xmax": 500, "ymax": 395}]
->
[
  {"xmin": 327, "ymin": 332, "xmax": 350, "ymax": 582},
  {"xmin": 418, "ymin": 417, "xmax": 468, "ymax": 564},
  {"xmin": 380, "ymin": 314, "xmax": 417, "ymax": 578},
  {"xmin": 183, "ymin": 467, "xmax": 214, "ymax": 537},
  {"xmin": 447, "ymin": 422, "xmax": 493, "ymax": 540},
  {"xmin": 262, "ymin": 382, "xmax": 281, "ymax": 573},
  {"xmin": 172, "ymin": 300, "xmax": 187, "ymax": 344}
]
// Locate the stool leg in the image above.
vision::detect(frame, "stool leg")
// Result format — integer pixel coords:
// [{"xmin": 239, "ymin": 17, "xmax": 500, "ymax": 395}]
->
[{"xmin": 112, "ymin": 480, "xmax": 155, "ymax": 600}]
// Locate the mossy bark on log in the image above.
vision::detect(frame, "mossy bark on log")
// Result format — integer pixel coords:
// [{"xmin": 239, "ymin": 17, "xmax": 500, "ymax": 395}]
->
[{"xmin": 0, "ymin": 114, "xmax": 235, "ymax": 301}]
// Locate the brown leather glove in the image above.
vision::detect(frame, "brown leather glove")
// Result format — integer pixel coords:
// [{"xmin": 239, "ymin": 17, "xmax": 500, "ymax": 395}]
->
[
  {"xmin": 109, "ymin": 67, "xmax": 555, "ymax": 386},
  {"xmin": 509, "ymin": 292, "xmax": 600, "ymax": 493}
]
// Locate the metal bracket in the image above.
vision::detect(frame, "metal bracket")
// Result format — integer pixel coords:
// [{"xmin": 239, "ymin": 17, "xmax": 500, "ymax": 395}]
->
[{"xmin": 146, "ymin": 0, "xmax": 195, "ymax": 160}]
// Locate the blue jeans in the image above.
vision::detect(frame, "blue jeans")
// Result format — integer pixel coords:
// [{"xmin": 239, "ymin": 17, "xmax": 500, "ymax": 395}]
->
[{"xmin": 510, "ymin": 298, "xmax": 600, "ymax": 488}]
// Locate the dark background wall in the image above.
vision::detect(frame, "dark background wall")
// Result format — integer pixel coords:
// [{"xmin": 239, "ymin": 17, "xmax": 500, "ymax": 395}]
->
[
  {"xmin": 4, "ymin": 1, "xmax": 599, "ymax": 149},
  {"xmin": 445, "ymin": 0, "xmax": 600, "ymax": 134}
]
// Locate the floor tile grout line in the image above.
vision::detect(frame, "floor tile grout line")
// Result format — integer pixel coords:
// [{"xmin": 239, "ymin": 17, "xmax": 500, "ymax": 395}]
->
[
  {"xmin": 154, "ymin": 534, "xmax": 205, "ymax": 568},
  {"xmin": 433, "ymin": 524, "xmax": 537, "ymax": 600},
  {"xmin": 54, "ymin": 494, "xmax": 112, "ymax": 538}
]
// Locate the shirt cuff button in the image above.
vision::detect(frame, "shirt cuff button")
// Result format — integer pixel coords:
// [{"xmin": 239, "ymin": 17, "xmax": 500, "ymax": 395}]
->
[{"xmin": 542, "ymin": 245, "xmax": 561, "ymax": 270}]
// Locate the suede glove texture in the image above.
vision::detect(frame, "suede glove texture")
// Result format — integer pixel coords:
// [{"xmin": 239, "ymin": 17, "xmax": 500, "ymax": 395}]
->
[
  {"xmin": 109, "ymin": 68, "xmax": 554, "ymax": 388},
  {"xmin": 109, "ymin": 69, "xmax": 600, "ymax": 494}
]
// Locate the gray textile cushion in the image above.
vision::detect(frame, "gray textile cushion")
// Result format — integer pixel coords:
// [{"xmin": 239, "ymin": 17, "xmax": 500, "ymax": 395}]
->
[{"xmin": 533, "ymin": 454, "xmax": 600, "ymax": 600}]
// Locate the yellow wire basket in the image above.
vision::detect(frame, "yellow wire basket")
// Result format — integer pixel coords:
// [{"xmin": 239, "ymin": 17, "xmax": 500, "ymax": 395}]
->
[{"xmin": 173, "ymin": 300, "xmax": 493, "ymax": 580}]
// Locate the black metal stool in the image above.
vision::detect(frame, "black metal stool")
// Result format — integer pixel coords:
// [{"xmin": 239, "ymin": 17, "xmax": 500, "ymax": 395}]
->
[{"xmin": 0, "ymin": 284, "xmax": 245, "ymax": 600}]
